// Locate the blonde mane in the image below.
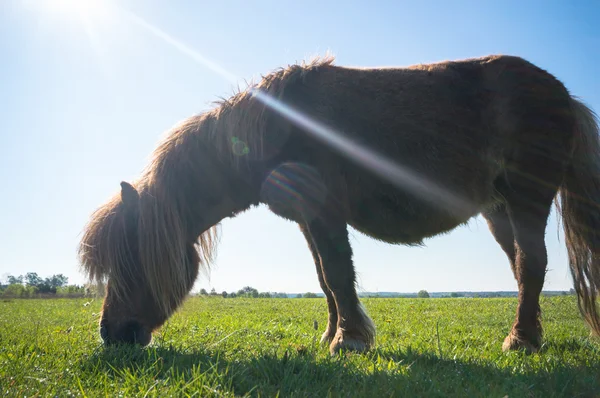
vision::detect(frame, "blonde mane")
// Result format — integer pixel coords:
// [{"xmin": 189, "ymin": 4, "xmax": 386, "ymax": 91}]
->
[{"xmin": 78, "ymin": 56, "xmax": 336, "ymax": 313}]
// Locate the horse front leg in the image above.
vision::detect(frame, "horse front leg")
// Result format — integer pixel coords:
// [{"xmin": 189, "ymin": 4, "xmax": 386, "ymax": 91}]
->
[
  {"xmin": 303, "ymin": 217, "xmax": 376, "ymax": 355},
  {"xmin": 299, "ymin": 224, "xmax": 338, "ymax": 344}
]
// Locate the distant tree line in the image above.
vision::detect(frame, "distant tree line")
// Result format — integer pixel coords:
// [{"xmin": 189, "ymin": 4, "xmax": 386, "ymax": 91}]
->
[
  {"xmin": 0, "ymin": 272, "xmax": 95, "ymax": 298},
  {"xmin": 197, "ymin": 286, "xmax": 320, "ymax": 299},
  {"xmin": 195, "ymin": 288, "xmax": 493, "ymax": 299},
  {"xmin": 365, "ymin": 290, "xmax": 574, "ymax": 298},
  {"xmin": 2, "ymin": 275, "xmax": 575, "ymax": 300}
]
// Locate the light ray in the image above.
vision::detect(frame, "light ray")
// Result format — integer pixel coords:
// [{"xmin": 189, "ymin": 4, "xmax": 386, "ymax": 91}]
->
[
  {"xmin": 122, "ymin": 11, "xmax": 240, "ymax": 84},
  {"xmin": 249, "ymin": 89, "xmax": 473, "ymax": 215},
  {"xmin": 119, "ymin": 9, "xmax": 474, "ymax": 216}
]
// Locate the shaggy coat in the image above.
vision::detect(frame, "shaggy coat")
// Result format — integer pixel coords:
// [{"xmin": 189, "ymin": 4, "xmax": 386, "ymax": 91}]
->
[{"xmin": 79, "ymin": 55, "xmax": 600, "ymax": 354}]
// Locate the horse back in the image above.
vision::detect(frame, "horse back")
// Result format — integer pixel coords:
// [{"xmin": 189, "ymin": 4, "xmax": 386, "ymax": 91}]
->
[{"xmin": 263, "ymin": 55, "xmax": 574, "ymax": 242}]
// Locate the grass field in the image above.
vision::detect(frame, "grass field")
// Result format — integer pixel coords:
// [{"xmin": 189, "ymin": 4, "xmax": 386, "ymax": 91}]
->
[{"xmin": 1, "ymin": 296, "xmax": 599, "ymax": 397}]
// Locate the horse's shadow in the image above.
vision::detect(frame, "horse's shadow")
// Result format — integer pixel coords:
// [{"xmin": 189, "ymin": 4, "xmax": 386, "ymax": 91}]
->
[{"xmin": 79, "ymin": 339, "xmax": 599, "ymax": 397}]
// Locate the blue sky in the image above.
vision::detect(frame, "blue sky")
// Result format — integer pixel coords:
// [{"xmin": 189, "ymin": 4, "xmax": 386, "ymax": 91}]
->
[{"xmin": 0, "ymin": 0, "xmax": 598, "ymax": 294}]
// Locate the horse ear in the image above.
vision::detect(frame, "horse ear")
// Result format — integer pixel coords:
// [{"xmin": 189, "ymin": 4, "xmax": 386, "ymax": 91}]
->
[{"xmin": 120, "ymin": 181, "xmax": 139, "ymax": 207}]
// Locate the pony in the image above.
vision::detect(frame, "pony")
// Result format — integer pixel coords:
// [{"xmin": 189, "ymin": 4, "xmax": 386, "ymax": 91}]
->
[{"xmin": 78, "ymin": 54, "xmax": 600, "ymax": 355}]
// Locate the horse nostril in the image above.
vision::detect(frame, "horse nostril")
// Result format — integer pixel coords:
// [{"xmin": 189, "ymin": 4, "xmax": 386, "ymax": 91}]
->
[
  {"xmin": 119, "ymin": 320, "xmax": 151, "ymax": 346},
  {"xmin": 99, "ymin": 319, "xmax": 151, "ymax": 346}
]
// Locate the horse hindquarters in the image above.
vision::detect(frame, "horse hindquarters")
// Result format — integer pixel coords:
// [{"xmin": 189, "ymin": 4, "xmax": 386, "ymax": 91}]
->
[
  {"xmin": 491, "ymin": 176, "xmax": 559, "ymax": 352},
  {"xmin": 484, "ymin": 63, "xmax": 575, "ymax": 352}
]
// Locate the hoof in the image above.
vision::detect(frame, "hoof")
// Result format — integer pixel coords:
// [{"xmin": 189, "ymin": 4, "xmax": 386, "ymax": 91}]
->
[
  {"xmin": 320, "ymin": 329, "xmax": 336, "ymax": 345},
  {"xmin": 329, "ymin": 329, "xmax": 371, "ymax": 356},
  {"xmin": 502, "ymin": 333, "xmax": 540, "ymax": 354}
]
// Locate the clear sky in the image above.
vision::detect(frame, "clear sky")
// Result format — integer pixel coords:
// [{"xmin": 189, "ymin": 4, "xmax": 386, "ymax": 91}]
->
[{"xmin": 1, "ymin": 0, "xmax": 599, "ymax": 295}]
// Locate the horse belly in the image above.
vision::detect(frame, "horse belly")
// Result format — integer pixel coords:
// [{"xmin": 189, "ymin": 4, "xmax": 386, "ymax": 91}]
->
[{"xmin": 346, "ymin": 185, "xmax": 489, "ymax": 245}]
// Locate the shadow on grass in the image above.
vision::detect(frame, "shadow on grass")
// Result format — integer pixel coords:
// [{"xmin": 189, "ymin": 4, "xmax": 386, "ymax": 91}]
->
[
  {"xmin": 539, "ymin": 337, "xmax": 600, "ymax": 354},
  {"xmin": 79, "ymin": 342, "xmax": 600, "ymax": 397}
]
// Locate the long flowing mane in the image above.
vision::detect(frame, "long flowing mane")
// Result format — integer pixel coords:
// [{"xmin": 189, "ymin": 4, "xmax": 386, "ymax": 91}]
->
[{"xmin": 78, "ymin": 56, "xmax": 336, "ymax": 312}]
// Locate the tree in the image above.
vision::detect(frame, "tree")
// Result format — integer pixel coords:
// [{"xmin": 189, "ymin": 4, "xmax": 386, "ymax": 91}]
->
[
  {"xmin": 3, "ymin": 284, "xmax": 25, "ymax": 297},
  {"xmin": 221, "ymin": 291, "xmax": 228, "ymax": 298},
  {"xmin": 36, "ymin": 275, "xmax": 67, "ymax": 294},
  {"xmin": 237, "ymin": 286, "xmax": 259, "ymax": 298},
  {"xmin": 199, "ymin": 288, "xmax": 208, "ymax": 295},
  {"xmin": 2, "ymin": 284, "xmax": 38, "ymax": 298},
  {"xmin": 303, "ymin": 292, "xmax": 318, "ymax": 298},
  {"xmin": 210, "ymin": 288, "xmax": 217, "ymax": 296},
  {"xmin": 417, "ymin": 290, "xmax": 430, "ymax": 298},
  {"xmin": 7, "ymin": 275, "xmax": 23, "ymax": 285},
  {"xmin": 25, "ymin": 272, "xmax": 43, "ymax": 287},
  {"xmin": 46, "ymin": 274, "xmax": 68, "ymax": 289},
  {"xmin": 36, "ymin": 274, "xmax": 68, "ymax": 293},
  {"xmin": 57, "ymin": 285, "xmax": 85, "ymax": 297}
]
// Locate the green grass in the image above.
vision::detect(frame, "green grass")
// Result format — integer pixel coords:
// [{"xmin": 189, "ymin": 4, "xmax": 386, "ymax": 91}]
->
[{"xmin": 1, "ymin": 296, "xmax": 599, "ymax": 397}]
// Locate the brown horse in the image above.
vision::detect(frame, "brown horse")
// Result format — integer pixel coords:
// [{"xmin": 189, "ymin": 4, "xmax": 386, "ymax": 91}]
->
[{"xmin": 79, "ymin": 54, "xmax": 600, "ymax": 355}]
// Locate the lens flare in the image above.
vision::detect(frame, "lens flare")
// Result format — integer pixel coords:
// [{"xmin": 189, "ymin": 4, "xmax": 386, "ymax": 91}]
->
[
  {"xmin": 231, "ymin": 137, "xmax": 250, "ymax": 157},
  {"xmin": 260, "ymin": 162, "xmax": 328, "ymax": 222}
]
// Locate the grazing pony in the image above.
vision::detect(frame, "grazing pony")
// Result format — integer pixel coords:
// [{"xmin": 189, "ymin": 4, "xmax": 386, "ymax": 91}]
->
[{"xmin": 79, "ymin": 54, "xmax": 600, "ymax": 355}]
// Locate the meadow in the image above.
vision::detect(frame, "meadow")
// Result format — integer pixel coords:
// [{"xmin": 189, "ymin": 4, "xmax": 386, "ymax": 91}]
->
[{"xmin": 1, "ymin": 296, "xmax": 599, "ymax": 397}]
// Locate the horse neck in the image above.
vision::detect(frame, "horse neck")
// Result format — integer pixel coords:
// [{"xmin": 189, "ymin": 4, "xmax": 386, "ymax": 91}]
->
[
  {"xmin": 146, "ymin": 111, "xmax": 264, "ymax": 235},
  {"xmin": 202, "ymin": 105, "xmax": 269, "ymax": 208}
]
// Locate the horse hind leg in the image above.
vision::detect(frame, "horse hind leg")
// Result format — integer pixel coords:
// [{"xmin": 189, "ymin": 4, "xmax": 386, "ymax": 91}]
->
[
  {"xmin": 299, "ymin": 223, "xmax": 338, "ymax": 344},
  {"xmin": 484, "ymin": 198, "xmax": 542, "ymax": 352},
  {"xmin": 302, "ymin": 216, "xmax": 375, "ymax": 355},
  {"xmin": 494, "ymin": 171, "xmax": 561, "ymax": 353}
]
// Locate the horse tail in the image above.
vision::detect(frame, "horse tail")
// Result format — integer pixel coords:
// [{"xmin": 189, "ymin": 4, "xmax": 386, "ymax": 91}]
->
[{"xmin": 558, "ymin": 96, "xmax": 600, "ymax": 337}]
